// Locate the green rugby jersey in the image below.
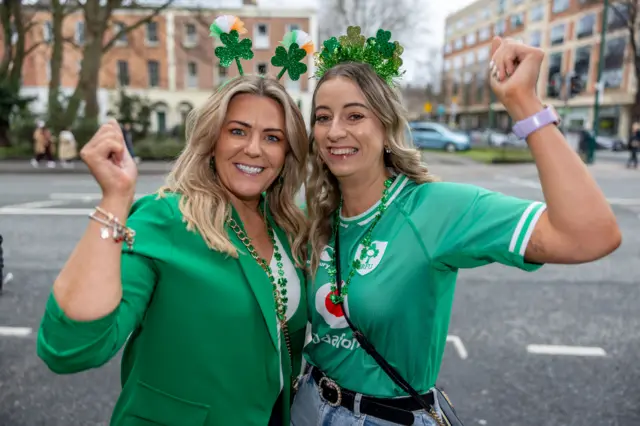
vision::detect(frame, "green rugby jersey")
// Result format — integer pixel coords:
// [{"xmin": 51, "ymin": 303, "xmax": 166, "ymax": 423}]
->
[{"xmin": 304, "ymin": 174, "xmax": 546, "ymax": 397}]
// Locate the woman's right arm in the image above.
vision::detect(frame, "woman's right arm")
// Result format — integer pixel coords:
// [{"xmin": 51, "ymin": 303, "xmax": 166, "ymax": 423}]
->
[{"xmin": 37, "ymin": 120, "xmax": 155, "ymax": 374}]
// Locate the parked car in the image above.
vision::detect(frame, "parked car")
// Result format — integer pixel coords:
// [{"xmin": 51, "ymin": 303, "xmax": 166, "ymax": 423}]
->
[{"xmin": 407, "ymin": 122, "xmax": 471, "ymax": 152}]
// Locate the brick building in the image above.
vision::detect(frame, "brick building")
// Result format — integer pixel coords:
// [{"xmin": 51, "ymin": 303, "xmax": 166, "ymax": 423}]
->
[
  {"xmin": 17, "ymin": 0, "xmax": 318, "ymax": 131},
  {"xmin": 442, "ymin": 0, "xmax": 634, "ymax": 139}
]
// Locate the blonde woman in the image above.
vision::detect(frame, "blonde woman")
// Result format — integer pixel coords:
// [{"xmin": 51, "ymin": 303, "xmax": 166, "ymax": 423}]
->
[
  {"xmin": 37, "ymin": 75, "xmax": 309, "ymax": 426},
  {"xmin": 292, "ymin": 31, "xmax": 621, "ymax": 426},
  {"xmin": 57, "ymin": 126, "xmax": 78, "ymax": 168}
]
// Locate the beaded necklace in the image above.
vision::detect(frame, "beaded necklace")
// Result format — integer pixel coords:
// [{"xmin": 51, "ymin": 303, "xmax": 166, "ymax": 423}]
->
[{"xmin": 328, "ymin": 176, "xmax": 395, "ymax": 305}]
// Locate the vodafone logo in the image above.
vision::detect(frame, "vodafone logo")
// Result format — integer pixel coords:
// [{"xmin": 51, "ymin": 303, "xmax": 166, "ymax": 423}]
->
[{"xmin": 315, "ymin": 283, "xmax": 350, "ymax": 329}]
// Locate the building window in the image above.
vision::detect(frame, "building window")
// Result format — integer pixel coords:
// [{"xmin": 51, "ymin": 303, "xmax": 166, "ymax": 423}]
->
[
  {"xmin": 482, "ymin": 9, "xmax": 491, "ymax": 20},
  {"xmin": 147, "ymin": 60, "xmax": 159, "ymax": 87},
  {"xmin": 257, "ymin": 62, "xmax": 267, "ymax": 75},
  {"xmin": 529, "ymin": 30, "xmax": 542, "ymax": 47},
  {"xmin": 475, "ymin": 69, "xmax": 486, "ymax": 103},
  {"xmin": 444, "ymin": 43, "xmax": 452, "ymax": 54},
  {"xmin": 467, "ymin": 14, "xmax": 476, "ymax": 26},
  {"xmin": 217, "ymin": 63, "xmax": 227, "ymax": 77},
  {"xmin": 465, "ymin": 33, "xmax": 476, "ymax": 46},
  {"xmin": 75, "ymin": 21, "xmax": 85, "ymax": 44},
  {"xmin": 497, "ymin": 0, "xmax": 506, "ymax": 14},
  {"xmin": 465, "ymin": 51, "xmax": 475, "ymax": 65},
  {"xmin": 254, "ymin": 23, "xmax": 269, "ymax": 49},
  {"xmin": 113, "ymin": 22, "xmax": 127, "ymax": 44},
  {"xmin": 494, "ymin": 20, "xmax": 505, "ymax": 36},
  {"xmin": 455, "ymin": 20, "xmax": 464, "ymax": 30},
  {"xmin": 454, "ymin": 38, "xmax": 463, "ymax": 50},
  {"xmin": 573, "ymin": 45, "xmax": 591, "ymax": 94},
  {"xmin": 117, "ymin": 60, "xmax": 129, "ymax": 86},
  {"xmin": 550, "ymin": 24, "xmax": 565, "ymax": 46},
  {"xmin": 286, "ymin": 23, "xmax": 300, "ymax": 32},
  {"xmin": 530, "ymin": 4, "xmax": 544, "ymax": 22},
  {"xmin": 552, "ymin": 0, "xmax": 569, "ymax": 14},
  {"xmin": 576, "ymin": 14, "xmax": 595, "ymax": 39},
  {"xmin": 146, "ymin": 21, "xmax": 158, "ymax": 43},
  {"xmin": 479, "ymin": 27, "xmax": 490, "ymax": 41},
  {"xmin": 477, "ymin": 46, "xmax": 490, "ymax": 62},
  {"xmin": 453, "ymin": 56, "xmax": 462, "ymax": 69},
  {"xmin": 602, "ymin": 37, "xmax": 626, "ymax": 88},
  {"xmin": 185, "ymin": 23, "xmax": 197, "ymax": 45},
  {"xmin": 444, "ymin": 60, "xmax": 451, "ymax": 71},
  {"xmin": 607, "ymin": 3, "xmax": 629, "ymax": 33},
  {"xmin": 463, "ymin": 72, "xmax": 473, "ymax": 105},
  {"xmin": 512, "ymin": 0, "xmax": 523, "ymax": 4},
  {"xmin": 510, "ymin": 12, "xmax": 524, "ymax": 29},
  {"xmin": 43, "ymin": 21, "xmax": 52, "ymax": 42},
  {"xmin": 546, "ymin": 52, "xmax": 563, "ymax": 97},
  {"xmin": 187, "ymin": 61, "xmax": 198, "ymax": 88}
]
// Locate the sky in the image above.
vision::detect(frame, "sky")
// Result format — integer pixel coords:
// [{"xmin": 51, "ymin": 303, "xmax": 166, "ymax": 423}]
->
[{"xmin": 256, "ymin": 0, "xmax": 476, "ymax": 85}]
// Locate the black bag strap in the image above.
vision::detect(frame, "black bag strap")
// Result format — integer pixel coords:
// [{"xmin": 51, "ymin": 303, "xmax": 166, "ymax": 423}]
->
[{"xmin": 334, "ymin": 227, "xmax": 433, "ymax": 412}]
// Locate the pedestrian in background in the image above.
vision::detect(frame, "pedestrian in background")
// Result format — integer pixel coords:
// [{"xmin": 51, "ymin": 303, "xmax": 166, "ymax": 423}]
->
[
  {"xmin": 57, "ymin": 126, "xmax": 78, "ymax": 168},
  {"xmin": 627, "ymin": 122, "xmax": 639, "ymax": 169},
  {"xmin": 31, "ymin": 121, "xmax": 55, "ymax": 168},
  {"xmin": 0, "ymin": 234, "xmax": 13, "ymax": 292}
]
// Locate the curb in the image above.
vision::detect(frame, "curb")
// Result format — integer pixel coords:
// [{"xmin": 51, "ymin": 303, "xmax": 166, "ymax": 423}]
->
[{"xmin": 0, "ymin": 162, "xmax": 172, "ymax": 175}]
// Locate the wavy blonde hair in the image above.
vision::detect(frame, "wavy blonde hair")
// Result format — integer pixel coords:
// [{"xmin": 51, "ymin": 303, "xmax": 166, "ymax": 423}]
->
[
  {"xmin": 306, "ymin": 62, "xmax": 439, "ymax": 275},
  {"xmin": 159, "ymin": 76, "xmax": 309, "ymax": 267}
]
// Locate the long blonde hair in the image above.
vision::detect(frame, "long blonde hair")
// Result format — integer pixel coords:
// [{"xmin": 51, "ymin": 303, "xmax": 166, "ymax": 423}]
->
[
  {"xmin": 160, "ymin": 76, "xmax": 309, "ymax": 267},
  {"xmin": 306, "ymin": 62, "xmax": 438, "ymax": 275}
]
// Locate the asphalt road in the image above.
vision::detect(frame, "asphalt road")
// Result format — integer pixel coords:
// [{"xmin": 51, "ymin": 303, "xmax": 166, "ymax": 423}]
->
[{"xmin": 0, "ymin": 155, "xmax": 639, "ymax": 426}]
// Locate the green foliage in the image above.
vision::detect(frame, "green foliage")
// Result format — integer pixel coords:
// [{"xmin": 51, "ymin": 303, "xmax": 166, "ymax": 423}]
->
[
  {"xmin": 133, "ymin": 137, "xmax": 185, "ymax": 160},
  {"xmin": 107, "ymin": 89, "xmax": 152, "ymax": 139},
  {"xmin": 71, "ymin": 117, "xmax": 100, "ymax": 147}
]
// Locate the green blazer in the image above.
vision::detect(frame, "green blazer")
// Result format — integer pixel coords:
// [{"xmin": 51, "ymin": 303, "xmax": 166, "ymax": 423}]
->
[{"xmin": 36, "ymin": 192, "xmax": 308, "ymax": 426}]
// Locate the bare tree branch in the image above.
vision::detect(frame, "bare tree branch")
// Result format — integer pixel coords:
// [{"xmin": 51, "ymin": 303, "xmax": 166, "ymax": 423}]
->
[{"xmin": 102, "ymin": 0, "xmax": 174, "ymax": 52}]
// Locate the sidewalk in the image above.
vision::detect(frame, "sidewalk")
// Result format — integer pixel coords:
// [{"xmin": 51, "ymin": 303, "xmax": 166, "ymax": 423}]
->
[{"xmin": 0, "ymin": 160, "xmax": 174, "ymax": 175}]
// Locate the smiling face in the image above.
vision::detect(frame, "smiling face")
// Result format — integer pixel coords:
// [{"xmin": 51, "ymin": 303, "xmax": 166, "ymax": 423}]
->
[
  {"xmin": 313, "ymin": 76, "xmax": 387, "ymax": 180},
  {"xmin": 214, "ymin": 93, "xmax": 288, "ymax": 202}
]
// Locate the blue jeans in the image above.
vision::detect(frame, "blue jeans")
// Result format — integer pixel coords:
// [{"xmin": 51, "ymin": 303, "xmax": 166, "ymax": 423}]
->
[{"xmin": 291, "ymin": 371, "xmax": 440, "ymax": 426}]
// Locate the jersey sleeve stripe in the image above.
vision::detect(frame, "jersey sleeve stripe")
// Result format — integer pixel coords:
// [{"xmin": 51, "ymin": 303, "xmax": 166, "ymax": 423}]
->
[
  {"xmin": 517, "ymin": 203, "xmax": 547, "ymax": 256},
  {"xmin": 508, "ymin": 201, "xmax": 543, "ymax": 254}
]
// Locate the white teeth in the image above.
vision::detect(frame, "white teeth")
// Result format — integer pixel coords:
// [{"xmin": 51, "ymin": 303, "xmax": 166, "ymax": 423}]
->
[
  {"xmin": 330, "ymin": 148, "xmax": 357, "ymax": 155},
  {"xmin": 236, "ymin": 164, "xmax": 264, "ymax": 175}
]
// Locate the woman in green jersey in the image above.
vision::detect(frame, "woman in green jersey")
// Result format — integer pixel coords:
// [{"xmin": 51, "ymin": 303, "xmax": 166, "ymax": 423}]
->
[
  {"xmin": 291, "ymin": 29, "xmax": 621, "ymax": 426},
  {"xmin": 37, "ymin": 16, "xmax": 312, "ymax": 426}
]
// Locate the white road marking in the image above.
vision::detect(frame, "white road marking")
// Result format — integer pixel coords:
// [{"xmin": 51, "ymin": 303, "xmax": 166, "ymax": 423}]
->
[
  {"xmin": 49, "ymin": 193, "xmax": 145, "ymax": 201},
  {"xmin": 1, "ymin": 200, "xmax": 67, "ymax": 209},
  {"xmin": 446, "ymin": 335, "xmax": 468, "ymax": 359},
  {"xmin": 0, "ymin": 326, "xmax": 32, "ymax": 337},
  {"xmin": 526, "ymin": 344, "xmax": 606, "ymax": 357},
  {"xmin": 0, "ymin": 207, "xmax": 93, "ymax": 215},
  {"xmin": 496, "ymin": 176, "xmax": 640, "ymax": 206}
]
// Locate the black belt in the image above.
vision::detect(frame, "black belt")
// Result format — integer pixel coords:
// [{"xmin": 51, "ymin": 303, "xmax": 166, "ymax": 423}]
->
[{"xmin": 311, "ymin": 368, "xmax": 435, "ymax": 425}]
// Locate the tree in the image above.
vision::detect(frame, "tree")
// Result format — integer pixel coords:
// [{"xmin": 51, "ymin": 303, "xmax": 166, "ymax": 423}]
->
[
  {"xmin": 318, "ymin": 0, "xmax": 430, "ymax": 56},
  {"xmin": 0, "ymin": 0, "xmax": 46, "ymax": 147},
  {"xmin": 107, "ymin": 88, "xmax": 152, "ymax": 138},
  {"xmin": 48, "ymin": 0, "xmax": 175, "ymax": 131},
  {"xmin": 608, "ymin": 0, "xmax": 640, "ymax": 121}
]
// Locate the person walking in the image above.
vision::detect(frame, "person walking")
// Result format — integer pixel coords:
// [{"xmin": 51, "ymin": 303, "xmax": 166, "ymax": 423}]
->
[
  {"xmin": 627, "ymin": 122, "xmax": 639, "ymax": 169},
  {"xmin": 57, "ymin": 126, "xmax": 78, "ymax": 168}
]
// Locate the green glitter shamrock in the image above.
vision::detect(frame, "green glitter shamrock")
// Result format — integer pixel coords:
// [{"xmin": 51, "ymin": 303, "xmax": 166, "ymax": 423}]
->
[
  {"xmin": 214, "ymin": 30, "xmax": 254, "ymax": 76},
  {"xmin": 314, "ymin": 26, "xmax": 405, "ymax": 86},
  {"xmin": 371, "ymin": 29, "xmax": 395, "ymax": 58},
  {"xmin": 271, "ymin": 43, "xmax": 308, "ymax": 81}
]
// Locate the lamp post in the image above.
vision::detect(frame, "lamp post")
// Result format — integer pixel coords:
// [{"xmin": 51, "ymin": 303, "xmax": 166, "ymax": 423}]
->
[{"xmin": 589, "ymin": 0, "xmax": 609, "ymax": 164}]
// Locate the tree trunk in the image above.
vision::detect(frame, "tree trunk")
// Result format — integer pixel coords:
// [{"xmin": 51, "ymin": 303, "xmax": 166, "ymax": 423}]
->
[{"xmin": 48, "ymin": 0, "xmax": 66, "ymax": 133}]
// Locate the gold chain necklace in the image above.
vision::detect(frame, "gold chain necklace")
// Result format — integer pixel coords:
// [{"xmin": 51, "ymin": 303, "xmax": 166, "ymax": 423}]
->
[{"xmin": 227, "ymin": 217, "xmax": 294, "ymax": 382}]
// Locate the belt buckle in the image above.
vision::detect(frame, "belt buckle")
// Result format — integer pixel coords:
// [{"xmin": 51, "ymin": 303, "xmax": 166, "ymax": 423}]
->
[{"xmin": 318, "ymin": 377, "xmax": 342, "ymax": 407}]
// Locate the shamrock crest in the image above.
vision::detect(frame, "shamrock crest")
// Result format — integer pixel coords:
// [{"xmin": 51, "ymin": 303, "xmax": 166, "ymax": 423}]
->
[
  {"xmin": 271, "ymin": 30, "xmax": 314, "ymax": 81},
  {"xmin": 210, "ymin": 15, "xmax": 254, "ymax": 76},
  {"xmin": 339, "ymin": 26, "xmax": 365, "ymax": 48}
]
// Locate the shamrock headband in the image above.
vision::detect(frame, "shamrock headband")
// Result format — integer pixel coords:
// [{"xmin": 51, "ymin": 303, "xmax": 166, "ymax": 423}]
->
[
  {"xmin": 314, "ymin": 26, "xmax": 404, "ymax": 86},
  {"xmin": 210, "ymin": 15, "xmax": 314, "ymax": 82}
]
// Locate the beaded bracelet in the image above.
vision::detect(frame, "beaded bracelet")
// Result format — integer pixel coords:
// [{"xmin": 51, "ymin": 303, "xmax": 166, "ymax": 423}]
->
[{"xmin": 88, "ymin": 206, "xmax": 135, "ymax": 250}]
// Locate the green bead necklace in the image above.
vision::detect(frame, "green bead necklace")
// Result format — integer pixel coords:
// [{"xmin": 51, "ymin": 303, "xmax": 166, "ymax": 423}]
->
[{"xmin": 328, "ymin": 176, "xmax": 395, "ymax": 305}]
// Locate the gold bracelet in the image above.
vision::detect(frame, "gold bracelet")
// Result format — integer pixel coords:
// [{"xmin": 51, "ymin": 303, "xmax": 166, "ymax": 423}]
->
[{"xmin": 88, "ymin": 206, "xmax": 135, "ymax": 250}]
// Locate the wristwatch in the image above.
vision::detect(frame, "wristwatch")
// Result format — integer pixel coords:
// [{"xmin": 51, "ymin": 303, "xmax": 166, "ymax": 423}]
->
[{"xmin": 512, "ymin": 105, "xmax": 560, "ymax": 140}]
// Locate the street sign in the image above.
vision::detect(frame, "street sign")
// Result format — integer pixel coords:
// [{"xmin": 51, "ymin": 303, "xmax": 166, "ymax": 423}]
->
[
  {"xmin": 423, "ymin": 102, "xmax": 432, "ymax": 113},
  {"xmin": 437, "ymin": 104, "xmax": 446, "ymax": 116}
]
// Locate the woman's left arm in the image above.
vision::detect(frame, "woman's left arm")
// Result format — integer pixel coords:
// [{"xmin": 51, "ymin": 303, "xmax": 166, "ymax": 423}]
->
[{"xmin": 490, "ymin": 37, "xmax": 621, "ymax": 264}]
